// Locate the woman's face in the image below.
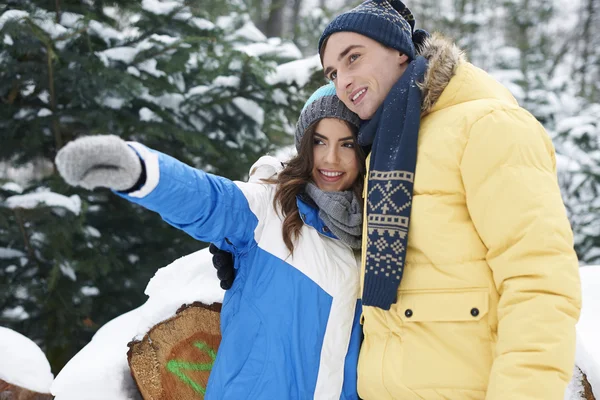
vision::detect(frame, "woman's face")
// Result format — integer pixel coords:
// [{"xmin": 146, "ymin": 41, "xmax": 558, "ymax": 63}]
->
[{"xmin": 311, "ymin": 118, "xmax": 360, "ymax": 192}]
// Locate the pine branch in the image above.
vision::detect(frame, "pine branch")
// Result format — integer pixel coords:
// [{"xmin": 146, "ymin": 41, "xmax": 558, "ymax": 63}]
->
[
  {"xmin": 47, "ymin": 46, "xmax": 63, "ymax": 150},
  {"xmin": 13, "ymin": 209, "xmax": 39, "ymax": 268}
]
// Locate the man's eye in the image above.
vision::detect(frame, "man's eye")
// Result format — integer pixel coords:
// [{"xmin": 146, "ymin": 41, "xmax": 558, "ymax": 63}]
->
[{"xmin": 349, "ymin": 54, "xmax": 359, "ymax": 62}]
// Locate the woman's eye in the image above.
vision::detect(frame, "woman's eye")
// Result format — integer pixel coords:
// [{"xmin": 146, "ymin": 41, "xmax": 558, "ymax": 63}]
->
[
  {"xmin": 314, "ymin": 139, "xmax": 324, "ymax": 145},
  {"xmin": 329, "ymin": 71, "xmax": 337, "ymax": 81},
  {"xmin": 349, "ymin": 54, "xmax": 359, "ymax": 63},
  {"xmin": 343, "ymin": 142, "xmax": 355, "ymax": 148}
]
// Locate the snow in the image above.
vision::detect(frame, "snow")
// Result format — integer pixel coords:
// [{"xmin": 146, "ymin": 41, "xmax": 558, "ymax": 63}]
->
[
  {"xmin": 88, "ymin": 20, "xmax": 124, "ymax": 45},
  {"xmin": 51, "ymin": 248, "xmax": 224, "ymax": 400},
  {"xmin": 38, "ymin": 91, "xmax": 50, "ymax": 104},
  {"xmin": 147, "ymin": 34, "xmax": 179, "ymax": 46},
  {"xmin": 126, "ymin": 66, "xmax": 140, "ymax": 77},
  {"xmin": 83, "ymin": 226, "xmax": 101, "ymax": 238},
  {"xmin": 49, "ymin": 256, "xmax": 600, "ymax": 400},
  {"xmin": 99, "ymin": 96, "xmax": 126, "ymax": 110},
  {"xmin": 187, "ymin": 85, "xmax": 210, "ymax": 96},
  {"xmin": 59, "ymin": 12, "xmax": 83, "ymax": 28},
  {"xmin": 13, "ymin": 109, "xmax": 34, "ymax": 120},
  {"xmin": 1, "ymin": 306, "xmax": 29, "ymax": 321},
  {"xmin": 141, "ymin": 91, "xmax": 184, "ymax": 111},
  {"xmin": 96, "ymin": 47, "xmax": 138, "ymax": 65},
  {"xmin": 212, "ymin": 75, "xmax": 240, "ymax": 87},
  {"xmin": 138, "ymin": 59, "xmax": 166, "ymax": 77},
  {"xmin": 274, "ymin": 41, "xmax": 304, "ymax": 59},
  {"xmin": 235, "ymin": 41, "xmax": 302, "ymax": 59},
  {"xmin": 37, "ymin": 108, "xmax": 52, "ymax": 117},
  {"xmin": 190, "ymin": 17, "xmax": 215, "ymax": 30},
  {"xmin": 273, "ymin": 145, "xmax": 296, "ymax": 162},
  {"xmin": 0, "ymin": 247, "xmax": 25, "ymax": 259},
  {"xmin": 233, "ymin": 97, "xmax": 264, "ymax": 125},
  {"xmin": 0, "ymin": 326, "xmax": 54, "ymax": 393},
  {"xmin": 266, "ymin": 54, "xmax": 322, "ymax": 86},
  {"xmin": 5, "ymin": 192, "xmax": 81, "ymax": 215},
  {"xmin": 141, "ymin": 0, "xmax": 182, "ymax": 15},
  {"xmin": 51, "ymin": 307, "xmax": 144, "ymax": 400},
  {"xmin": 565, "ymin": 366, "xmax": 585, "ymax": 400},
  {"xmin": 557, "ymin": 115, "xmax": 599, "ymax": 136},
  {"xmin": 37, "ymin": 17, "xmax": 68, "ymax": 45},
  {"xmin": 573, "ymin": 265, "xmax": 600, "ymax": 396},
  {"xmin": 59, "ymin": 262, "xmax": 77, "ymax": 281},
  {"xmin": 0, "ymin": 10, "xmax": 29, "ymax": 31},
  {"xmin": 233, "ymin": 21, "xmax": 267, "ymax": 42},
  {"xmin": 1, "ymin": 182, "xmax": 24, "ymax": 193},
  {"xmin": 139, "ymin": 107, "xmax": 163, "ymax": 123},
  {"xmin": 81, "ymin": 286, "xmax": 100, "ymax": 296}
]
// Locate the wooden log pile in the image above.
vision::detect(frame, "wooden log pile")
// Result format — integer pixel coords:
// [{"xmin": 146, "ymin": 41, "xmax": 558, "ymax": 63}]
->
[
  {"xmin": 0, "ymin": 379, "xmax": 53, "ymax": 400},
  {"xmin": 127, "ymin": 302, "xmax": 222, "ymax": 400}
]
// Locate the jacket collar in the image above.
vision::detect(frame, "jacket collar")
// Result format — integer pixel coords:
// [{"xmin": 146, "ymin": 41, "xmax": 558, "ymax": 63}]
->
[{"xmin": 296, "ymin": 194, "xmax": 337, "ymax": 239}]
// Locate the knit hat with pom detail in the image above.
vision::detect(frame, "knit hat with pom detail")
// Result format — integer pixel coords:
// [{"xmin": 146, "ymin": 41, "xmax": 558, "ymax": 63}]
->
[
  {"xmin": 319, "ymin": 0, "xmax": 428, "ymax": 60},
  {"xmin": 295, "ymin": 82, "xmax": 361, "ymax": 151}
]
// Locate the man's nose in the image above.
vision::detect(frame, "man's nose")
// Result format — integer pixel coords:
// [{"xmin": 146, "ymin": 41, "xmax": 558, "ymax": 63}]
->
[{"xmin": 336, "ymin": 72, "xmax": 353, "ymax": 98}]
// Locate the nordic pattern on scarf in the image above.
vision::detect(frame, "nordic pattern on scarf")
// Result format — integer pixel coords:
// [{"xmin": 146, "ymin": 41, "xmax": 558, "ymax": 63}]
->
[
  {"xmin": 359, "ymin": 56, "xmax": 428, "ymax": 310},
  {"xmin": 365, "ymin": 170, "xmax": 413, "ymax": 281}
]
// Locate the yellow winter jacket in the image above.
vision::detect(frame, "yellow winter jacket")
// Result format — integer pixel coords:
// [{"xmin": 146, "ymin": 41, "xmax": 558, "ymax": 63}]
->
[{"xmin": 357, "ymin": 34, "xmax": 582, "ymax": 400}]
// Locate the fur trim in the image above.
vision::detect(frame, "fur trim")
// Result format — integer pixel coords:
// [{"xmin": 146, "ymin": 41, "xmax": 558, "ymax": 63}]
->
[{"xmin": 417, "ymin": 33, "xmax": 466, "ymax": 115}]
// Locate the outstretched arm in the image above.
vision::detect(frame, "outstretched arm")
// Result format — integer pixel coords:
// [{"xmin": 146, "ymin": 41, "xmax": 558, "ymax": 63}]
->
[{"xmin": 56, "ymin": 135, "xmax": 267, "ymax": 251}]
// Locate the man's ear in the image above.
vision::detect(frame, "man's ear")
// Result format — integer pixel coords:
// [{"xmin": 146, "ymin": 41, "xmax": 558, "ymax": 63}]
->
[{"xmin": 398, "ymin": 52, "xmax": 409, "ymax": 65}]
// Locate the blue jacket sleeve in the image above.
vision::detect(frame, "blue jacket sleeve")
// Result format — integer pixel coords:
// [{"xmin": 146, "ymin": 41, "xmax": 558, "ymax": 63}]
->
[{"xmin": 114, "ymin": 142, "xmax": 261, "ymax": 251}]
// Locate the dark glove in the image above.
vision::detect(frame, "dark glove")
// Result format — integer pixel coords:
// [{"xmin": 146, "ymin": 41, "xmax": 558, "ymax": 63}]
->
[{"xmin": 209, "ymin": 243, "xmax": 235, "ymax": 290}]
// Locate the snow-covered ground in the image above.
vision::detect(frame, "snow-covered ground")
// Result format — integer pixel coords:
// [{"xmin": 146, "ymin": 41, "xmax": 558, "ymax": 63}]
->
[
  {"xmin": 50, "ymin": 248, "xmax": 224, "ymax": 400},
  {"xmin": 570, "ymin": 265, "xmax": 600, "ymax": 399},
  {"xmin": 1, "ymin": 259, "xmax": 598, "ymax": 399}
]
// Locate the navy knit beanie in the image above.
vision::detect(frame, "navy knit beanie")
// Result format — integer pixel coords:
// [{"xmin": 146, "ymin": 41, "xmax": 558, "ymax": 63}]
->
[
  {"xmin": 318, "ymin": 0, "xmax": 422, "ymax": 60},
  {"xmin": 295, "ymin": 83, "xmax": 361, "ymax": 151}
]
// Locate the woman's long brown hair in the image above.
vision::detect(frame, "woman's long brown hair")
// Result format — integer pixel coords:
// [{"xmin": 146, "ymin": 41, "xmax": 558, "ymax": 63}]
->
[{"xmin": 267, "ymin": 121, "xmax": 366, "ymax": 255}]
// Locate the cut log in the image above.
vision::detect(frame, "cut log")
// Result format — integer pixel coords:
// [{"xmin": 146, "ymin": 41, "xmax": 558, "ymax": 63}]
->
[
  {"xmin": 127, "ymin": 302, "xmax": 222, "ymax": 400},
  {"xmin": 0, "ymin": 379, "xmax": 53, "ymax": 400},
  {"xmin": 582, "ymin": 368, "xmax": 596, "ymax": 400}
]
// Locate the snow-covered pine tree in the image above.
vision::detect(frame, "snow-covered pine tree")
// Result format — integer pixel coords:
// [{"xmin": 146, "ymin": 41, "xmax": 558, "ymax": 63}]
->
[
  {"xmin": 0, "ymin": 0, "xmax": 309, "ymax": 372},
  {"xmin": 554, "ymin": 101, "xmax": 600, "ymax": 265}
]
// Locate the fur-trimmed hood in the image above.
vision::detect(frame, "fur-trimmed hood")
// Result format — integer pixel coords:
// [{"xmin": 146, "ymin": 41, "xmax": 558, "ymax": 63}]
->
[
  {"xmin": 416, "ymin": 33, "xmax": 518, "ymax": 116},
  {"xmin": 417, "ymin": 33, "xmax": 466, "ymax": 115}
]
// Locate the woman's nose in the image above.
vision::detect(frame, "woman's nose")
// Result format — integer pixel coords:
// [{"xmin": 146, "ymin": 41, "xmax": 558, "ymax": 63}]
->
[{"xmin": 324, "ymin": 147, "xmax": 340, "ymax": 164}]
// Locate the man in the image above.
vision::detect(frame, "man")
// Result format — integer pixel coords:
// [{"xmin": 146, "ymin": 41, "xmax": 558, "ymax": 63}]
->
[{"xmin": 318, "ymin": 0, "xmax": 582, "ymax": 399}]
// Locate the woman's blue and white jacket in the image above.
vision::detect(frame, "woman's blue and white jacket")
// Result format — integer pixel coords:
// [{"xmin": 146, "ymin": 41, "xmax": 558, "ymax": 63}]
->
[{"xmin": 116, "ymin": 143, "xmax": 363, "ymax": 400}]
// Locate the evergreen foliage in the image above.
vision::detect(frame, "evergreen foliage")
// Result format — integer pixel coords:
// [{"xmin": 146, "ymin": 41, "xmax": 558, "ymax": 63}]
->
[{"xmin": 0, "ymin": 0, "xmax": 308, "ymax": 372}]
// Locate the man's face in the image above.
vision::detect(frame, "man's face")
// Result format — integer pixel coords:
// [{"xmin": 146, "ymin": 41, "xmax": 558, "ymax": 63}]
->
[{"xmin": 322, "ymin": 32, "xmax": 409, "ymax": 120}]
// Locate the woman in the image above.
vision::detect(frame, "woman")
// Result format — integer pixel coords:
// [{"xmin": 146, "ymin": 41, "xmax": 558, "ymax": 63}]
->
[{"xmin": 55, "ymin": 83, "xmax": 365, "ymax": 400}]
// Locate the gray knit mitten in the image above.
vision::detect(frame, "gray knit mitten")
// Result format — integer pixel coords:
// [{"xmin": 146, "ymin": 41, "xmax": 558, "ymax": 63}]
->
[{"xmin": 55, "ymin": 135, "xmax": 142, "ymax": 191}]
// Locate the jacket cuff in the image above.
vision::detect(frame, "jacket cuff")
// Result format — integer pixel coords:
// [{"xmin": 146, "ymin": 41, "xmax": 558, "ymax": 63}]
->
[{"xmin": 123, "ymin": 142, "xmax": 160, "ymax": 198}]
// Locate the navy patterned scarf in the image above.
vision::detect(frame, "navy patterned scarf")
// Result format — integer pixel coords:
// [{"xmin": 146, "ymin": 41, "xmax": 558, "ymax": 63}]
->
[{"xmin": 359, "ymin": 56, "xmax": 428, "ymax": 310}]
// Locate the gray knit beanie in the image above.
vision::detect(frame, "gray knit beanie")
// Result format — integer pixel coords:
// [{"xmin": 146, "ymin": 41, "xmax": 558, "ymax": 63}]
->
[{"xmin": 295, "ymin": 82, "xmax": 361, "ymax": 151}]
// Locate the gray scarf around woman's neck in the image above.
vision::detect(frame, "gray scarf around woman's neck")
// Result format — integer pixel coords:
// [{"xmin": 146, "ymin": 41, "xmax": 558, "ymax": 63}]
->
[{"xmin": 305, "ymin": 182, "xmax": 362, "ymax": 249}]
